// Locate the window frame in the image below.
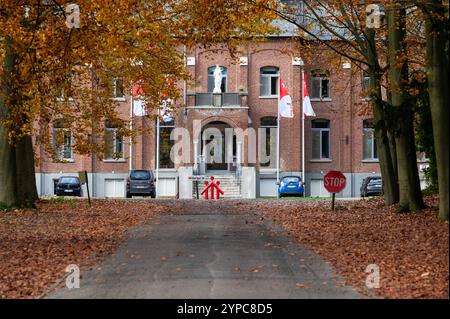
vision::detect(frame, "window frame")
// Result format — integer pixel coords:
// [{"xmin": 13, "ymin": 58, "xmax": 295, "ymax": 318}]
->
[
  {"xmin": 260, "ymin": 66, "xmax": 280, "ymax": 98},
  {"xmin": 310, "ymin": 70, "xmax": 331, "ymax": 101},
  {"xmin": 361, "ymin": 70, "xmax": 371, "ymax": 100},
  {"xmin": 112, "ymin": 78, "xmax": 125, "ymax": 100},
  {"xmin": 259, "ymin": 116, "xmax": 278, "ymax": 168},
  {"xmin": 207, "ymin": 66, "xmax": 228, "ymax": 93},
  {"xmin": 104, "ymin": 127, "xmax": 125, "ymax": 161},
  {"xmin": 53, "ymin": 128, "xmax": 73, "ymax": 162},
  {"xmin": 362, "ymin": 119, "xmax": 378, "ymax": 161},
  {"xmin": 158, "ymin": 119, "xmax": 176, "ymax": 169},
  {"xmin": 311, "ymin": 119, "xmax": 331, "ymax": 160}
]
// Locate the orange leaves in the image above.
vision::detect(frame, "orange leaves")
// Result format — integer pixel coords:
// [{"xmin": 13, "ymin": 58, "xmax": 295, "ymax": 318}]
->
[
  {"xmin": 0, "ymin": 0, "xmax": 276, "ymax": 154},
  {"xmin": 0, "ymin": 199, "xmax": 165, "ymax": 298},
  {"xmin": 251, "ymin": 195, "xmax": 448, "ymax": 299}
]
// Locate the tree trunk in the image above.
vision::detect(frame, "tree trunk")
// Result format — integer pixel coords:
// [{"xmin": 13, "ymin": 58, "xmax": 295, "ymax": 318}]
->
[
  {"xmin": 372, "ymin": 95, "xmax": 399, "ymax": 205},
  {"xmin": 0, "ymin": 37, "xmax": 39, "ymax": 209},
  {"xmin": 388, "ymin": 131, "xmax": 398, "ymax": 184},
  {"xmin": 388, "ymin": 8, "xmax": 424, "ymax": 211},
  {"xmin": 0, "ymin": 37, "xmax": 19, "ymax": 208},
  {"xmin": 425, "ymin": 0, "xmax": 449, "ymax": 220},
  {"xmin": 15, "ymin": 136, "xmax": 38, "ymax": 207},
  {"xmin": 366, "ymin": 30, "xmax": 399, "ymax": 205}
]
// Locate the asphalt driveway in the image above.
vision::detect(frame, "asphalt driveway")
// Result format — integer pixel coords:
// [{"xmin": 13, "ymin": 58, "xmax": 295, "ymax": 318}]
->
[{"xmin": 50, "ymin": 201, "xmax": 362, "ymax": 299}]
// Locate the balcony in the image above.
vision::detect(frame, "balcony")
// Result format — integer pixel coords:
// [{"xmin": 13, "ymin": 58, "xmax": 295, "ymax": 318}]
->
[{"xmin": 187, "ymin": 92, "xmax": 248, "ymax": 108}]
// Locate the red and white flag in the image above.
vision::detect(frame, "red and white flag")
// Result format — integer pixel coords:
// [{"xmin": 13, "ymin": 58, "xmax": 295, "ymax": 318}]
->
[
  {"xmin": 133, "ymin": 80, "xmax": 146, "ymax": 116},
  {"xmin": 303, "ymin": 74, "xmax": 316, "ymax": 117},
  {"xmin": 278, "ymin": 79, "xmax": 294, "ymax": 118}
]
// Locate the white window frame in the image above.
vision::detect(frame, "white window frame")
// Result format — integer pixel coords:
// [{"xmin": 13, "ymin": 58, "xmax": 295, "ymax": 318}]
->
[
  {"xmin": 310, "ymin": 70, "xmax": 331, "ymax": 101},
  {"xmin": 112, "ymin": 78, "xmax": 125, "ymax": 101},
  {"xmin": 53, "ymin": 128, "xmax": 73, "ymax": 162},
  {"xmin": 260, "ymin": 67, "xmax": 280, "ymax": 98},
  {"xmin": 361, "ymin": 70, "xmax": 371, "ymax": 100},
  {"xmin": 363, "ymin": 120, "xmax": 378, "ymax": 161},
  {"xmin": 104, "ymin": 128, "xmax": 125, "ymax": 161}
]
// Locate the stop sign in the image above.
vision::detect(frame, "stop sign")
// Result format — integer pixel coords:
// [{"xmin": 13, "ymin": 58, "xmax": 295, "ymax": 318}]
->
[{"xmin": 324, "ymin": 171, "xmax": 347, "ymax": 193}]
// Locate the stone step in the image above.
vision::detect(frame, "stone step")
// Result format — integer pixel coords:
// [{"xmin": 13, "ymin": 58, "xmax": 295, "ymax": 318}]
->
[{"xmin": 192, "ymin": 175, "xmax": 242, "ymax": 197}]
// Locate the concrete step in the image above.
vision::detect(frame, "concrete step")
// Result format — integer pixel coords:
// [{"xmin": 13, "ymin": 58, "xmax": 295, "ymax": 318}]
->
[{"xmin": 192, "ymin": 174, "xmax": 242, "ymax": 197}]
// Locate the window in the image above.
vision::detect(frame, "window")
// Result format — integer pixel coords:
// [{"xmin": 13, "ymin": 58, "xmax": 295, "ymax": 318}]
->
[
  {"xmin": 310, "ymin": 69, "xmax": 331, "ymax": 100},
  {"xmin": 112, "ymin": 78, "xmax": 125, "ymax": 99},
  {"xmin": 208, "ymin": 66, "xmax": 228, "ymax": 93},
  {"xmin": 363, "ymin": 119, "xmax": 378, "ymax": 160},
  {"xmin": 260, "ymin": 67, "xmax": 280, "ymax": 97},
  {"xmin": 159, "ymin": 119, "xmax": 175, "ymax": 169},
  {"xmin": 312, "ymin": 119, "xmax": 330, "ymax": 159},
  {"xmin": 259, "ymin": 116, "xmax": 278, "ymax": 168},
  {"xmin": 361, "ymin": 70, "xmax": 371, "ymax": 99},
  {"xmin": 104, "ymin": 121, "xmax": 124, "ymax": 160},
  {"xmin": 53, "ymin": 120, "xmax": 73, "ymax": 161}
]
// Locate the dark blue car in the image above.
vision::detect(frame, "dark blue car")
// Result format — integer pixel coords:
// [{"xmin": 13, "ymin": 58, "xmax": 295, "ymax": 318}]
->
[{"xmin": 277, "ymin": 176, "xmax": 304, "ymax": 198}]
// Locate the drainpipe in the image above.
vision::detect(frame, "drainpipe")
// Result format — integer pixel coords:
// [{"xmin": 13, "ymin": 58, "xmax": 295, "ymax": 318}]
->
[
  {"xmin": 349, "ymin": 65, "xmax": 355, "ymax": 197},
  {"xmin": 129, "ymin": 89, "xmax": 133, "ymax": 172}
]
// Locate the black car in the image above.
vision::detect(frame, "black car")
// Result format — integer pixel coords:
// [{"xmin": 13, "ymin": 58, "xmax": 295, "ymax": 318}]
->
[
  {"xmin": 126, "ymin": 170, "xmax": 156, "ymax": 198},
  {"xmin": 56, "ymin": 176, "xmax": 83, "ymax": 197},
  {"xmin": 360, "ymin": 176, "xmax": 383, "ymax": 198}
]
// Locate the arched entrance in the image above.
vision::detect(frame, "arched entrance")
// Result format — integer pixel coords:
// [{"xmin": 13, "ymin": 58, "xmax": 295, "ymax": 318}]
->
[{"xmin": 201, "ymin": 121, "xmax": 237, "ymax": 172}]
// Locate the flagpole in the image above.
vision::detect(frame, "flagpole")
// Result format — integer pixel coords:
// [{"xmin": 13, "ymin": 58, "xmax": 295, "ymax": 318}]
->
[
  {"xmin": 130, "ymin": 89, "xmax": 133, "ymax": 172},
  {"xmin": 301, "ymin": 69, "xmax": 305, "ymax": 189},
  {"xmin": 277, "ymin": 85, "xmax": 281, "ymax": 199},
  {"xmin": 156, "ymin": 111, "xmax": 160, "ymax": 199}
]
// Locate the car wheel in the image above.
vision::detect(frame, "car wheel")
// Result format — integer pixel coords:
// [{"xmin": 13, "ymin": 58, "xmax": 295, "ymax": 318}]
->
[
  {"xmin": 150, "ymin": 192, "xmax": 156, "ymax": 199},
  {"xmin": 126, "ymin": 193, "xmax": 132, "ymax": 199}
]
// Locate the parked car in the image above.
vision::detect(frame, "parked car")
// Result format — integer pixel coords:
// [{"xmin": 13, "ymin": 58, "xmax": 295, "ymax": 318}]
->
[
  {"xmin": 56, "ymin": 176, "xmax": 83, "ymax": 197},
  {"xmin": 277, "ymin": 176, "xmax": 304, "ymax": 198},
  {"xmin": 360, "ymin": 176, "xmax": 383, "ymax": 197},
  {"xmin": 126, "ymin": 170, "xmax": 156, "ymax": 198}
]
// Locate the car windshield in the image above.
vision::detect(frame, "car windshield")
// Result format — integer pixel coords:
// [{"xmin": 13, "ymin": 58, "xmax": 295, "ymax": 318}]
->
[
  {"xmin": 59, "ymin": 177, "xmax": 79, "ymax": 184},
  {"xmin": 282, "ymin": 177, "xmax": 300, "ymax": 183},
  {"xmin": 368, "ymin": 179, "xmax": 382, "ymax": 186},
  {"xmin": 130, "ymin": 171, "xmax": 151, "ymax": 180}
]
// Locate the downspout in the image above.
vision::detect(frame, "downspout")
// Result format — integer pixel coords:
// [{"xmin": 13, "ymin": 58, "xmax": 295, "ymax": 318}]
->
[{"xmin": 349, "ymin": 65, "xmax": 355, "ymax": 197}]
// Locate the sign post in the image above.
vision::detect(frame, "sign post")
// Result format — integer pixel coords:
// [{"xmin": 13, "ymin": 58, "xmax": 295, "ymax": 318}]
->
[
  {"xmin": 324, "ymin": 171, "xmax": 347, "ymax": 211},
  {"xmin": 189, "ymin": 176, "xmax": 207, "ymax": 199},
  {"xmin": 78, "ymin": 170, "xmax": 91, "ymax": 207}
]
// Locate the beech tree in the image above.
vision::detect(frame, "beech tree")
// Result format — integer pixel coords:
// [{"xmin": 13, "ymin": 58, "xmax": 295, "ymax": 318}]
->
[
  {"xmin": 418, "ymin": 0, "xmax": 448, "ymax": 220},
  {"xmin": 387, "ymin": 5, "xmax": 424, "ymax": 211},
  {"xmin": 256, "ymin": 0, "xmax": 401, "ymax": 205},
  {"xmin": 0, "ymin": 0, "xmax": 276, "ymax": 208},
  {"xmin": 258, "ymin": 0, "xmax": 448, "ymax": 218}
]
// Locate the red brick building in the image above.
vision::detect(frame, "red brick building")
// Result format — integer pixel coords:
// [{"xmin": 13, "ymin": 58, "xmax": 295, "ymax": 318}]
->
[{"xmin": 35, "ymin": 35, "xmax": 428, "ymax": 199}]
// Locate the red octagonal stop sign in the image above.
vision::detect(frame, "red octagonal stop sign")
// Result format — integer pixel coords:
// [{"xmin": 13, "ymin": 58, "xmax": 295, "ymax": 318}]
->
[{"xmin": 324, "ymin": 171, "xmax": 347, "ymax": 194}]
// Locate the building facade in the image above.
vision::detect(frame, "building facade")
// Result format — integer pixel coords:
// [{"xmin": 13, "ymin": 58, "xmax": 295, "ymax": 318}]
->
[{"xmin": 35, "ymin": 37, "xmax": 428, "ymax": 199}]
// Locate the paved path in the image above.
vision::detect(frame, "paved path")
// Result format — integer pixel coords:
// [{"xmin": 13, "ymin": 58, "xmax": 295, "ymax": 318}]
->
[{"xmin": 51, "ymin": 201, "xmax": 362, "ymax": 299}]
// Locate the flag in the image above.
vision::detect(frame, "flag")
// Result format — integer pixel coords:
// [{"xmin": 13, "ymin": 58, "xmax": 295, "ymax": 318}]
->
[
  {"xmin": 279, "ymin": 79, "xmax": 294, "ymax": 118},
  {"xmin": 161, "ymin": 99, "xmax": 174, "ymax": 123},
  {"xmin": 303, "ymin": 74, "xmax": 316, "ymax": 117},
  {"xmin": 133, "ymin": 80, "xmax": 146, "ymax": 116}
]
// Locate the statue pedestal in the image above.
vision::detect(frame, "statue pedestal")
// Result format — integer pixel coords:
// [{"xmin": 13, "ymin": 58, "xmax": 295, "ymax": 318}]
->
[{"xmin": 213, "ymin": 93, "xmax": 222, "ymax": 107}]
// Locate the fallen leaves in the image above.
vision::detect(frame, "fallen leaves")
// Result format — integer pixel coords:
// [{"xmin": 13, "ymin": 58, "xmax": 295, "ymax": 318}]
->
[
  {"xmin": 0, "ymin": 196, "xmax": 447, "ymax": 299},
  {"xmin": 0, "ymin": 199, "xmax": 163, "ymax": 299},
  {"xmin": 248, "ymin": 195, "xmax": 448, "ymax": 299}
]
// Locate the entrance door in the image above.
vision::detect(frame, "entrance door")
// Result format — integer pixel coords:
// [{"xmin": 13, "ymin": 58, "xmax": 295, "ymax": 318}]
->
[{"xmin": 201, "ymin": 122, "xmax": 236, "ymax": 172}]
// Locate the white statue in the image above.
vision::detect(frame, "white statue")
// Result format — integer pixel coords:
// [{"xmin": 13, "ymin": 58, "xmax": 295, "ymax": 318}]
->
[{"xmin": 213, "ymin": 65, "xmax": 223, "ymax": 93}]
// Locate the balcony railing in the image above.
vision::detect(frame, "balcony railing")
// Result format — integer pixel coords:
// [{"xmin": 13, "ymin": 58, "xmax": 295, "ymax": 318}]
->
[{"xmin": 187, "ymin": 92, "xmax": 247, "ymax": 108}]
